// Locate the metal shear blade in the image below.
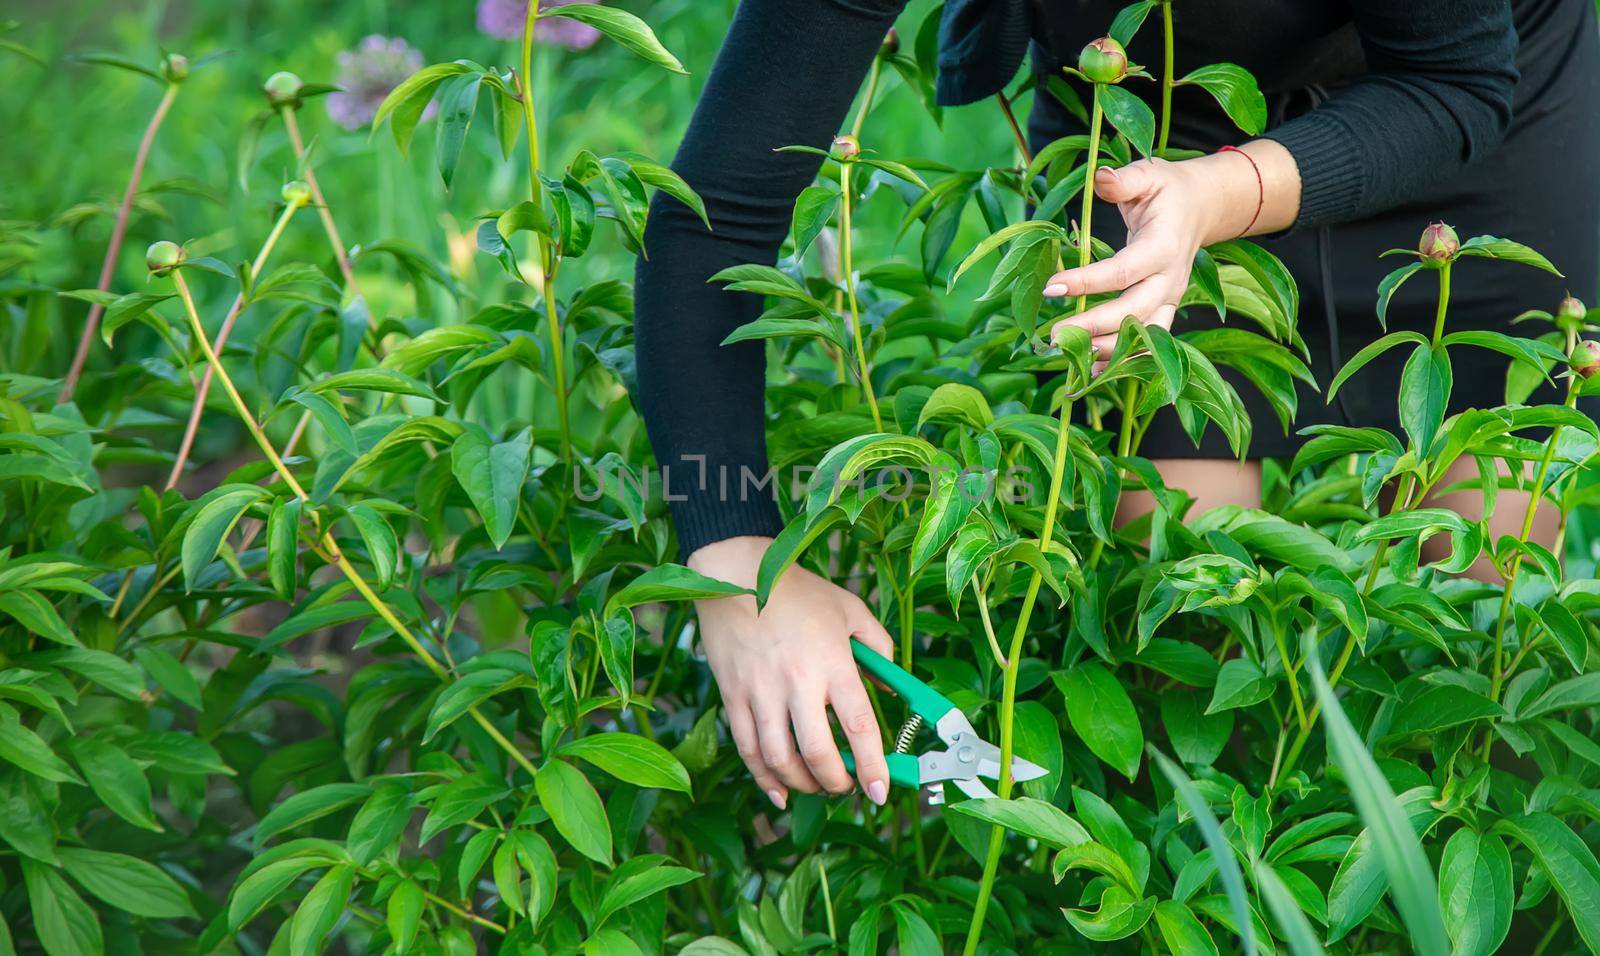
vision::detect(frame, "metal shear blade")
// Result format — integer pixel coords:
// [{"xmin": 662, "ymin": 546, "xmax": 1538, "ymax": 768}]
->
[{"xmin": 919, "ymin": 710, "xmax": 1048, "ymax": 804}]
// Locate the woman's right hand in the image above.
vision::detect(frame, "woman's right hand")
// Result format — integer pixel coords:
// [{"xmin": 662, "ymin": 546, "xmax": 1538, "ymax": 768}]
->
[{"xmin": 688, "ymin": 535, "xmax": 894, "ymax": 810}]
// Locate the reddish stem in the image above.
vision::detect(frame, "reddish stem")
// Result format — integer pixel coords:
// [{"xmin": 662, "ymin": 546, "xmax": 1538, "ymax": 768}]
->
[{"xmin": 59, "ymin": 83, "xmax": 180, "ymax": 403}]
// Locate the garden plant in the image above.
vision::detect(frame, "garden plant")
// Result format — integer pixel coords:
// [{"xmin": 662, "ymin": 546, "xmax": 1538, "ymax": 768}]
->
[{"xmin": 3, "ymin": 1, "xmax": 1600, "ymax": 954}]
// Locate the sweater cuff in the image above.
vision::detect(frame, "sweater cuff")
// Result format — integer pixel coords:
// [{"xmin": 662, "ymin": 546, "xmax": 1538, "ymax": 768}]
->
[
  {"xmin": 669, "ymin": 483, "xmax": 785, "ymax": 562},
  {"xmin": 1261, "ymin": 113, "xmax": 1366, "ymax": 229}
]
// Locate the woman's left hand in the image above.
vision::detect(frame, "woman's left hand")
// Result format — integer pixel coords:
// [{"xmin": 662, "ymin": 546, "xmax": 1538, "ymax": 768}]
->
[{"xmin": 1044, "ymin": 142, "xmax": 1300, "ymax": 359}]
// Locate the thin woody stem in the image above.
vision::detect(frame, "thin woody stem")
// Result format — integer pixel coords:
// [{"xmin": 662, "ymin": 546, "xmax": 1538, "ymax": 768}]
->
[
  {"xmin": 60, "ymin": 82, "xmax": 181, "ymax": 403},
  {"xmin": 839, "ymin": 161, "xmax": 883, "ymax": 431},
  {"xmin": 165, "ymin": 196, "xmax": 306, "ymax": 490},
  {"xmin": 169, "ymin": 270, "xmax": 540, "ymax": 779}
]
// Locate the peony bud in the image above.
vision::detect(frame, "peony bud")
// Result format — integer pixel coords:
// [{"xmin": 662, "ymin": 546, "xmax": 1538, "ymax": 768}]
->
[
  {"xmin": 1418, "ymin": 221, "xmax": 1459, "ymax": 268},
  {"xmin": 1571, "ymin": 340, "xmax": 1600, "ymax": 379},
  {"xmin": 830, "ymin": 134, "xmax": 861, "ymax": 161},
  {"xmin": 881, "ymin": 28, "xmax": 899, "ymax": 56},
  {"xmin": 1557, "ymin": 295, "xmax": 1586, "ymax": 324},
  {"xmin": 145, "ymin": 241, "xmax": 186, "ymax": 277},
  {"xmin": 162, "ymin": 53, "xmax": 189, "ymax": 83},
  {"xmin": 1077, "ymin": 37, "xmax": 1128, "ymax": 84},
  {"xmin": 281, "ymin": 180, "xmax": 313, "ymax": 207},
  {"xmin": 263, "ymin": 71, "xmax": 305, "ymax": 108}
]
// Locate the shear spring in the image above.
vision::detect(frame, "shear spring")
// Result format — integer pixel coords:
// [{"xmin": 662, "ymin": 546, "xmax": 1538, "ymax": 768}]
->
[{"xmin": 893, "ymin": 713, "xmax": 923, "ymax": 754}]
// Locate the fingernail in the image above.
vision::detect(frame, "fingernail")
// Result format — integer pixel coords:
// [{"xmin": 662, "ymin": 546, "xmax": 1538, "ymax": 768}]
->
[
  {"xmin": 866, "ymin": 780, "xmax": 888, "ymax": 806},
  {"xmin": 1097, "ymin": 166, "xmax": 1120, "ymax": 182},
  {"xmin": 766, "ymin": 789, "xmax": 786, "ymax": 810},
  {"xmin": 1043, "ymin": 284, "xmax": 1067, "ymax": 297}
]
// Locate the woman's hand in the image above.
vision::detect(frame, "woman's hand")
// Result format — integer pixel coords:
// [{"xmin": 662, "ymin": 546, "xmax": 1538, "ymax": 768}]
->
[
  {"xmin": 1045, "ymin": 141, "xmax": 1301, "ymax": 357},
  {"xmin": 688, "ymin": 535, "xmax": 894, "ymax": 810}
]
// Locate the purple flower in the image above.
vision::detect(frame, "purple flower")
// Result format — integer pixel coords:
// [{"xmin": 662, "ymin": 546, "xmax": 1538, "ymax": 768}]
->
[
  {"xmin": 326, "ymin": 35, "xmax": 431, "ymax": 131},
  {"xmin": 476, "ymin": 0, "xmax": 602, "ymax": 51}
]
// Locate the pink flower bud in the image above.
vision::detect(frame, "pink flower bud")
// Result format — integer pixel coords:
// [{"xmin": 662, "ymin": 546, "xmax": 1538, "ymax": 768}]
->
[
  {"xmin": 881, "ymin": 28, "xmax": 899, "ymax": 56},
  {"xmin": 162, "ymin": 54, "xmax": 189, "ymax": 83},
  {"xmin": 831, "ymin": 134, "xmax": 861, "ymax": 161},
  {"xmin": 1417, "ymin": 222, "xmax": 1459, "ymax": 268},
  {"xmin": 1571, "ymin": 340, "xmax": 1600, "ymax": 379},
  {"xmin": 1557, "ymin": 295, "xmax": 1586, "ymax": 324}
]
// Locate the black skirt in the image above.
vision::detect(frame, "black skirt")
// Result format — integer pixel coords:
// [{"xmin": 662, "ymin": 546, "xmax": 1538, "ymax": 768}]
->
[{"xmin": 1027, "ymin": 0, "xmax": 1600, "ymax": 460}]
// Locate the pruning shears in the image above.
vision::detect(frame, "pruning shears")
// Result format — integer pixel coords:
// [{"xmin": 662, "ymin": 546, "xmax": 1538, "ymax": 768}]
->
[{"xmin": 843, "ymin": 639, "xmax": 1048, "ymax": 805}]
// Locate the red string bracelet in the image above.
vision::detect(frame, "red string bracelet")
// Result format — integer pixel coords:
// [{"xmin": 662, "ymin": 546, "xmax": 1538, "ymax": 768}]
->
[{"xmin": 1218, "ymin": 144, "xmax": 1264, "ymax": 236}]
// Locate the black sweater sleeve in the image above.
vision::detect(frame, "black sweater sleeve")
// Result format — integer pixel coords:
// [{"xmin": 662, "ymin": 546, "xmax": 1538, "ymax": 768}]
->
[
  {"xmin": 634, "ymin": 0, "xmax": 906, "ymax": 558},
  {"xmin": 1262, "ymin": 0, "xmax": 1518, "ymax": 227}
]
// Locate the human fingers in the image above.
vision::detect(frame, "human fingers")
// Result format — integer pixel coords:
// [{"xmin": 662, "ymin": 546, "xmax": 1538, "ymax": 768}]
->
[
  {"xmin": 755, "ymin": 696, "xmax": 823, "ymax": 793},
  {"xmin": 1087, "ymin": 302, "xmax": 1178, "ymax": 355},
  {"xmin": 792, "ymin": 691, "xmax": 855, "ymax": 795},
  {"xmin": 830, "ymin": 671, "xmax": 889, "ymax": 805},
  {"xmin": 1050, "ymin": 278, "xmax": 1166, "ymax": 342},
  {"xmin": 1043, "ymin": 241, "xmax": 1165, "ymax": 298},
  {"xmin": 728, "ymin": 701, "xmax": 788, "ymax": 809},
  {"xmin": 1092, "ymin": 160, "xmax": 1163, "ymax": 204}
]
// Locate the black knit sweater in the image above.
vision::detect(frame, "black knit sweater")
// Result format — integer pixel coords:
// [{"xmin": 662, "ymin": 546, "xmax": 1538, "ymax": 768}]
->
[{"xmin": 634, "ymin": 0, "xmax": 1525, "ymax": 558}]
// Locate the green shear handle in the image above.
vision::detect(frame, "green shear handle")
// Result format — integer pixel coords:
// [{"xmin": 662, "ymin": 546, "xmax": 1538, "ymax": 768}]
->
[{"xmin": 840, "ymin": 640, "xmax": 954, "ymax": 790}]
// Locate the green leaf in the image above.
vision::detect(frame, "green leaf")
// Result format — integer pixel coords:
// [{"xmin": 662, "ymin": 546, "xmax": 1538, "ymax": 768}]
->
[
  {"xmin": 181, "ymin": 485, "xmax": 269, "ymax": 590},
  {"xmin": 433, "ymin": 71, "xmax": 483, "ymax": 188},
  {"xmin": 1062, "ymin": 885, "xmax": 1156, "ymax": 941},
  {"xmin": 1253, "ymin": 862, "xmax": 1327, "ymax": 956},
  {"xmin": 1151, "ymin": 750, "xmax": 1257, "ymax": 955},
  {"xmin": 286, "ymin": 389, "xmax": 358, "ymax": 458},
  {"xmin": 1388, "ymin": 685, "xmax": 1502, "ymax": 738},
  {"xmin": 1153, "ymin": 900, "xmax": 1220, "ymax": 956},
  {"xmin": 557, "ymin": 733, "xmax": 692, "ymax": 793},
  {"xmin": 950, "ymin": 220, "xmax": 1066, "ymax": 287},
  {"xmin": 1493, "ymin": 814, "xmax": 1600, "ymax": 952},
  {"xmin": 535, "ymin": 759, "xmax": 612, "ymax": 864},
  {"xmin": 1108, "ymin": 0, "xmax": 1158, "ymax": 45},
  {"xmin": 0, "ymin": 589, "xmax": 80, "ymax": 647},
  {"xmin": 594, "ymin": 857, "xmax": 701, "ymax": 929},
  {"xmin": 1206, "ymin": 239, "xmax": 1298, "ymax": 335},
  {"xmin": 67, "ymin": 736, "xmax": 161, "ymax": 831},
  {"xmin": 307, "ymin": 368, "xmax": 440, "ymax": 401},
  {"xmin": 425, "ymin": 668, "xmax": 518, "ymax": 743},
  {"xmin": 0, "ymin": 707, "xmax": 80, "ymax": 782},
  {"xmin": 1207, "ymin": 657, "xmax": 1273, "ymax": 713},
  {"xmin": 1398, "ymin": 343, "xmax": 1451, "ymax": 453},
  {"xmin": 58, "ymin": 847, "xmax": 197, "ymax": 919},
  {"xmin": 1310, "ymin": 663, "xmax": 1449, "ymax": 955},
  {"xmin": 255, "ymin": 782, "xmax": 371, "ymax": 846},
  {"xmin": 540, "ymin": 3, "xmax": 687, "ymax": 73},
  {"xmin": 347, "ymin": 782, "xmax": 415, "ymax": 866},
  {"xmin": 22, "ymin": 859, "xmax": 102, "ymax": 956},
  {"xmin": 1456, "ymin": 235, "xmax": 1562, "ymax": 275},
  {"xmin": 1055, "ymin": 663, "xmax": 1142, "ymax": 780},
  {"xmin": 289, "ymin": 863, "xmax": 354, "ymax": 956},
  {"xmin": 791, "ymin": 184, "xmax": 838, "ymax": 260},
  {"xmin": 71, "ymin": 51, "xmax": 163, "ymax": 81},
  {"xmin": 1161, "ymin": 689, "xmax": 1232, "ymax": 765},
  {"xmin": 1178, "ymin": 63, "xmax": 1267, "ymax": 135},
  {"xmin": 948, "ymin": 796, "xmax": 1091, "ymax": 849},
  {"xmin": 266, "ymin": 497, "xmax": 302, "ymax": 599},
  {"xmin": 387, "ymin": 881, "xmax": 424, "ymax": 954},
  {"xmin": 1099, "ymin": 83, "xmax": 1155, "ymax": 157},
  {"xmin": 1376, "ymin": 261, "xmax": 1424, "ymax": 330},
  {"xmin": 132, "ymin": 645, "xmax": 201, "ymax": 709},
  {"xmin": 600, "ymin": 613, "xmax": 635, "ymax": 707},
  {"xmin": 345, "ymin": 503, "xmax": 398, "ymax": 590},
  {"xmin": 605, "ymin": 564, "xmax": 751, "ymax": 617},
  {"xmin": 1438, "ymin": 829, "xmax": 1512, "ymax": 956},
  {"xmin": 451, "ymin": 425, "xmax": 534, "ymax": 550},
  {"xmin": 1523, "ymin": 672, "xmax": 1600, "ymax": 718}
]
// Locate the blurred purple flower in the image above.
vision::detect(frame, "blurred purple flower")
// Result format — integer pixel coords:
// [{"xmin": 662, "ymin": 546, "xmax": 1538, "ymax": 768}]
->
[
  {"xmin": 476, "ymin": 0, "xmax": 602, "ymax": 50},
  {"xmin": 327, "ymin": 35, "xmax": 431, "ymax": 131}
]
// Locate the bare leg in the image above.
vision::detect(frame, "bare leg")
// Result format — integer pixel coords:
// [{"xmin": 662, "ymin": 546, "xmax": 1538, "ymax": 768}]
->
[
  {"xmin": 1420, "ymin": 457, "xmax": 1559, "ymax": 583},
  {"xmin": 1116, "ymin": 459, "xmax": 1263, "ymax": 526}
]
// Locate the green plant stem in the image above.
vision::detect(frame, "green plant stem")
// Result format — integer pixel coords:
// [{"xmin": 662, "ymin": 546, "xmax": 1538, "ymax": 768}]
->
[
  {"xmin": 819, "ymin": 857, "xmax": 837, "ymax": 941},
  {"xmin": 1157, "ymin": 1, "xmax": 1174, "ymax": 155},
  {"xmin": 165, "ymin": 195, "xmax": 307, "ymax": 491},
  {"xmin": 521, "ymin": 4, "xmax": 572, "ymax": 465},
  {"xmin": 61, "ymin": 81, "xmax": 181, "ymax": 404},
  {"xmin": 963, "ymin": 394, "xmax": 1076, "ymax": 956},
  {"xmin": 1074, "ymin": 88, "xmax": 1105, "ymax": 317},
  {"xmin": 838, "ymin": 162, "xmax": 883, "ymax": 431},
  {"xmin": 1269, "ymin": 616, "xmax": 1307, "ymax": 731},
  {"xmin": 850, "ymin": 54, "xmax": 881, "ymax": 139},
  {"xmin": 1430, "ymin": 262, "xmax": 1452, "ymax": 344},
  {"xmin": 170, "ymin": 271, "xmax": 541, "ymax": 780}
]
